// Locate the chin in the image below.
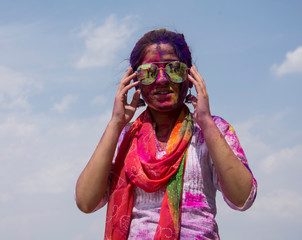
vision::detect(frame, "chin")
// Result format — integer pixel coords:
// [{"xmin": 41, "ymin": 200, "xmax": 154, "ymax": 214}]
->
[{"xmin": 148, "ymin": 102, "xmax": 185, "ymax": 112}]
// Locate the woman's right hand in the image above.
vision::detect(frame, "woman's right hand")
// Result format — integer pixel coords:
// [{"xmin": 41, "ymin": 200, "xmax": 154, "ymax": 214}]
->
[
  {"xmin": 110, "ymin": 67, "xmax": 141, "ymax": 131},
  {"xmin": 76, "ymin": 68, "xmax": 141, "ymax": 213}
]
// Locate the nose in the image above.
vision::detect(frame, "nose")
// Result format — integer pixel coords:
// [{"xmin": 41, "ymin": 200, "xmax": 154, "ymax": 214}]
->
[{"xmin": 155, "ymin": 68, "xmax": 169, "ymax": 84}]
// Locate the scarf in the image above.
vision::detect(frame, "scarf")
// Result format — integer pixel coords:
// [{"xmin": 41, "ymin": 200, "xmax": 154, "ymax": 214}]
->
[{"xmin": 104, "ymin": 105, "xmax": 193, "ymax": 240}]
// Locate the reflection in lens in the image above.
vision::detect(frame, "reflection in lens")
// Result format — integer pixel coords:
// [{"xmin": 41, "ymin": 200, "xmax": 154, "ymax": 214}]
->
[
  {"xmin": 137, "ymin": 62, "xmax": 188, "ymax": 85},
  {"xmin": 166, "ymin": 62, "xmax": 187, "ymax": 83}
]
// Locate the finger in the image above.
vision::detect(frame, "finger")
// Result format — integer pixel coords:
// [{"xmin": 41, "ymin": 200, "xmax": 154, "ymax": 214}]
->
[
  {"xmin": 192, "ymin": 65, "xmax": 207, "ymax": 91},
  {"xmin": 188, "ymin": 74, "xmax": 203, "ymax": 94},
  {"xmin": 188, "ymin": 66, "xmax": 202, "ymax": 85},
  {"xmin": 121, "ymin": 70, "xmax": 137, "ymax": 84},
  {"xmin": 190, "ymin": 65, "xmax": 203, "ymax": 79},
  {"xmin": 118, "ymin": 75, "xmax": 137, "ymax": 93},
  {"xmin": 117, "ymin": 81, "xmax": 139, "ymax": 95},
  {"xmin": 129, "ymin": 89, "xmax": 141, "ymax": 108},
  {"xmin": 189, "ymin": 66, "xmax": 207, "ymax": 95},
  {"xmin": 118, "ymin": 68, "xmax": 137, "ymax": 91},
  {"xmin": 118, "ymin": 80, "xmax": 140, "ymax": 97}
]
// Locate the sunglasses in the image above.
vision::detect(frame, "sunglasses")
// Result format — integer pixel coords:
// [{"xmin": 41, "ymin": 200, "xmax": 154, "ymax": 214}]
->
[{"xmin": 136, "ymin": 61, "xmax": 189, "ymax": 85}]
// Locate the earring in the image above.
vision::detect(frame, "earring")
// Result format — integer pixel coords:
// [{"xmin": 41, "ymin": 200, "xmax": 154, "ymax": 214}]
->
[
  {"xmin": 185, "ymin": 89, "xmax": 193, "ymax": 103},
  {"xmin": 137, "ymin": 98, "xmax": 146, "ymax": 107}
]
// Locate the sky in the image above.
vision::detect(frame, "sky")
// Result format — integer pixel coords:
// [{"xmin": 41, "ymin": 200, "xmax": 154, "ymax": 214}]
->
[{"xmin": 0, "ymin": 0, "xmax": 301, "ymax": 239}]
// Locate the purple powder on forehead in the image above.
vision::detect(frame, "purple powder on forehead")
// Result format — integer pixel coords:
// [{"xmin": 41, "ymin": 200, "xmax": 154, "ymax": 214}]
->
[{"xmin": 130, "ymin": 29, "xmax": 192, "ymax": 71}]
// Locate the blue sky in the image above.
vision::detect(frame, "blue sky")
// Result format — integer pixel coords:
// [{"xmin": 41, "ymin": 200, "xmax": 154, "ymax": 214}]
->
[{"xmin": 0, "ymin": 1, "xmax": 301, "ymax": 239}]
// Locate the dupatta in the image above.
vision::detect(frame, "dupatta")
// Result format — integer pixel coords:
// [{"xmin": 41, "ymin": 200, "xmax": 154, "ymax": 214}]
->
[{"xmin": 104, "ymin": 105, "xmax": 193, "ymax": 240}]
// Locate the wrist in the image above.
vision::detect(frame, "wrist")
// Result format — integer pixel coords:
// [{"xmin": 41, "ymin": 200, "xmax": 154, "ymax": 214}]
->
[
  {"xmin": 107, "ymin": 119, "xmax": 125, "ymax": 135},
  {"xmin": 197, "ymin": 115, "xmax": 215, "ymax": 132}
]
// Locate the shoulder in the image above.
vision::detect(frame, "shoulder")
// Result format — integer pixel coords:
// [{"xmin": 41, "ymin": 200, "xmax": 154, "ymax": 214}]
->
[
  {"xmin": 116, "ymin": 123, "xmax": 133, "ymax": 150},
  {"xmin": 120, "ymin": 122, "xmax": 133, "ymax": 137},
  {"xmin": 190, "ymin": 116, "xmax": 235, "ymax": 146},
  {"xmin": 211, "ymin": 115, "xmax": 230, "ymax": 130},
  {"xmin": 211, "ymin": 115, "xmax": 238, "ymax": 137}
]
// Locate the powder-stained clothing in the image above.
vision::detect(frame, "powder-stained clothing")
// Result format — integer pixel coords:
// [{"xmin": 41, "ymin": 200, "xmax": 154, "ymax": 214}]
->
[{"xmin": 93, "ymin": 116, "xmax": 257, "ymax": 239}]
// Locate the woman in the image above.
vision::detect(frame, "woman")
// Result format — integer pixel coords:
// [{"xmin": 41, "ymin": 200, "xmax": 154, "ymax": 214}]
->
[{"xmin": 75, "ymin": 29, "xmax": 257, "ymax": 240}]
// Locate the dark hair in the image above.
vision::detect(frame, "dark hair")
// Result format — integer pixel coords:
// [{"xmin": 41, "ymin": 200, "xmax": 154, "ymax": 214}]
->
[{"xmin": 130, "ymin": 29, "xmax": 192, "ymax": 71}]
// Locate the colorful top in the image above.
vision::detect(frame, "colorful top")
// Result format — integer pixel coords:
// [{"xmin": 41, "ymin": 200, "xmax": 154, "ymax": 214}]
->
[{"xmin": 93, "ymin": 116, "xmax": 257, "ymax": 239}]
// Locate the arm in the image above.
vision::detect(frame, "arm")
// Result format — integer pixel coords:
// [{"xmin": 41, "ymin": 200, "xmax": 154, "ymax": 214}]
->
[
  {"xmin": 75, "ymin": 67, "xmax": 140, "ymax": 213},
  {"xmin": 188, "ymin": 66, "xmax": 253, "ymax": 208}
]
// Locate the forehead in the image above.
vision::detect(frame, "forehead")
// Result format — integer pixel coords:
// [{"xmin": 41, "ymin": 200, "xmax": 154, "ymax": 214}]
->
[{"xmin": 142, "ymin": 43, "xmax": 178, "ymax": 63}]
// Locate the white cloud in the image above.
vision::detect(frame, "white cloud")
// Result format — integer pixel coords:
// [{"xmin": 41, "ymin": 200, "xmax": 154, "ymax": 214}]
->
[
  {"xmin": 18, "ymin": 162, "xmax": 77, "ymax": 194},
  {"xmin": 72, "ymin": 214, "xmax": 106, "ymax": 240},
  {"xmin": 52, "ymin": 94, "xmax": 78, "ymax": 113},
  {"xmin": 0, "ymin": 210, "xmax": 57, "ymax": 238},
  {"xmin": 0, "ymin": 109, "xmax": 112, "ymax": 196},
  {"xmin": 232, "ymin": 117, "xmax": 271, "ymax": 160},
  {"xmin": 91, "ymin": 95, "xmax": 108, "ymax": 106},
  {"xmin": 0, "ymin": 115, "xmax": 38, "ymax": 139},
  {"xmin": 271, "ymin": 46, "xmax": 302, "ymax": 76},
  {"xmin": 0, "ymin": 193, "xmax": 12, "ymax": 203},
  {"xmin": 0, "ymin": 115, "xmax": 40, "ymax": 172},
  {"xmin": 260, "ymin": 144, "xmax": 302, "ymax": 174},
  {"xmin": 248, "ymin": 189, "xmax": 302, "ymax": 219},
  {"xmin": 76, "ymin": 14, "xmax": 138, "ymax": 69},
  {"xmin": 0, "ymin": 65, "xmax": 42, "ymax": 110},
  {"xmin": 218, "ymin": 188, "xmax": 302, "ymax": 220}
]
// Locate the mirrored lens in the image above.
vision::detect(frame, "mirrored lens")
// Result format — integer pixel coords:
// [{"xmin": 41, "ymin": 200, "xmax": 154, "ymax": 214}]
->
[
  {"xmin": 137, "ymin": 63, "xmax": 158, "ymax": 85},
  {"xmin": 165, "ymin": 62, "xmax": 188, "ymax": 83},
  {"xmin": 137, "ymin": 62, "xmax": 188, "ymax": 85}
]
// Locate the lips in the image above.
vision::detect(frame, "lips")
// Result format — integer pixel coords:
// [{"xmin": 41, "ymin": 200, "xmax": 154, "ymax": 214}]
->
[{"xmin": 153, "ymin": 89, "xmax": 173, "ymax": 95}]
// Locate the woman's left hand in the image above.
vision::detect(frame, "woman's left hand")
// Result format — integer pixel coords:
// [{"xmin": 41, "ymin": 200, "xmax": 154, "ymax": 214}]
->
[
  {"xmin": 188, "ymin": 65, "xmax": 212, "ymax": 130},
  {"xmin": 188, "ymin": 66, "xmax": 253, "ymax": 207}
]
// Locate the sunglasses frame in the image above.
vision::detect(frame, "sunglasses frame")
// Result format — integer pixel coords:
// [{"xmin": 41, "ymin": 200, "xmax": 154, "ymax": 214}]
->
[{"xmin": 136, "ymin": 61, "xmax": 189, "ymax": 85}]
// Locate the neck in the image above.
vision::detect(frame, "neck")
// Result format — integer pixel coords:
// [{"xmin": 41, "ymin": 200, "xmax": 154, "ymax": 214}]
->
[{"xmin": 149, "ymin": 105, "xmax": 183, "ymax": 143}]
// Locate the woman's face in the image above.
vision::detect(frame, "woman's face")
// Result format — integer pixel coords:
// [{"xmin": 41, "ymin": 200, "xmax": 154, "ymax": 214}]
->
[{"xmin": 139, "ymin": 43, "xmax": 190, "ymax": 113}]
